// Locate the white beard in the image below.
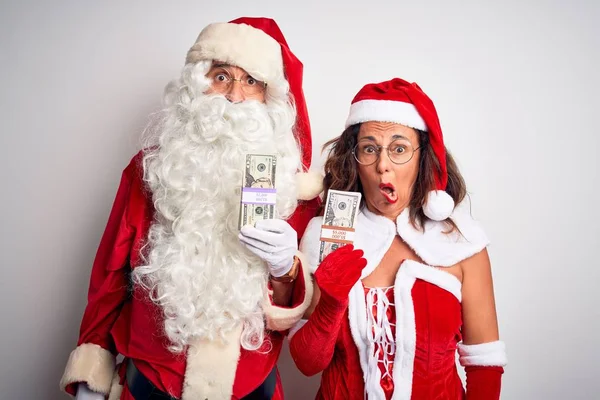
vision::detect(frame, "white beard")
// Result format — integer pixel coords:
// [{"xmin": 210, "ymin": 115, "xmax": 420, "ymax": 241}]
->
[{"xmin": 133, "ymin": 61, "xmax": 301, "ymax": 353}]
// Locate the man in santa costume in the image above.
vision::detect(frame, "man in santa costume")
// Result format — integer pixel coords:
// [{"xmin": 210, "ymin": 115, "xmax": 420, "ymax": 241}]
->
[{"xmin": 60, "ymin": 17, "xmax": 322, "ymax": 400}]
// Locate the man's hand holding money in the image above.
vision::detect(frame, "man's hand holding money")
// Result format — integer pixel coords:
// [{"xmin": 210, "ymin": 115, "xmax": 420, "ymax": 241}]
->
[{"xmin": 239, "ymin": 219, "xmax": 298, "ymax": 278}]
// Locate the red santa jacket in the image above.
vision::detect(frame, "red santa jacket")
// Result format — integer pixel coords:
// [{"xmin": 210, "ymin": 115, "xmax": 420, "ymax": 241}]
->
[{"xmin": 60, "ymin": 151, "xmax": 320, "ymax": 399}]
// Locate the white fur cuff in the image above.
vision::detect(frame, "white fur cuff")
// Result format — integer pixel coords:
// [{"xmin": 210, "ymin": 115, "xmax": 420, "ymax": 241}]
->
[
  {"xmin": 287, "ymin": 319, "xmax": 308, "ymax": 340},
  {"xmin": 457, "ymin": 340, "xmax": 507, "ymax": 367},
  {"xmin": 60, "ymin": 343, "xmax": 116, "ymax": 395},
  {"xmin": 264, "ymin": 251, "xmax": 314, "ymax": 331}
]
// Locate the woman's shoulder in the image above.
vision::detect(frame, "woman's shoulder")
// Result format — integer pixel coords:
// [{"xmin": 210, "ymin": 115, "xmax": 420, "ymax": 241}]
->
[{"xmin": 397, "ymin": 197, "xmax": 490, "ymax": 268}]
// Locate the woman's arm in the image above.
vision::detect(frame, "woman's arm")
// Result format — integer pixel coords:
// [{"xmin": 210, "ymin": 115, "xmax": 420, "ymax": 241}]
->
[
  {"xmin": 288, "ymin": 245, "xmax": 366, "ymax": 376},
  {"xmin": 459, "ymin": 248, "xmax": 507, "ymax": 400},
  {"xmin": 461, "ymin": 248, "xmax": 499, "ymax": 344}
]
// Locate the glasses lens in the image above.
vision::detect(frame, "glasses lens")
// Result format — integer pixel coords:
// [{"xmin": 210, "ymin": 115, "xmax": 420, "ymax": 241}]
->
[
  {"xmin": 241, "ymin": 76, "xmax": 266, "ymax": 95},
  {"xmin": 208, "ymin": 68, "xmax": 232, "ymax": 91},
  {"xmin": 354, "ymin": 141, "xmax": 379, "ymax": 165},
  {"xmin": 388, "ymin": 139, "xmax": 415, "ymax": 164}
]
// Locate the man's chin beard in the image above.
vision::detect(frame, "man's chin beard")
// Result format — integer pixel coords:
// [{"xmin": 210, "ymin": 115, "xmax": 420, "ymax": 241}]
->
[{"xmin": 134, "ymin": 92, "xmax": 299, "ymax": 352}]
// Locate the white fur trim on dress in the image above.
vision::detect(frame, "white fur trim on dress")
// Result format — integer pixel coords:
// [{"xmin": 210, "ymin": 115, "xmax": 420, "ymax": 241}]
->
[
  {"xmin": 347, "ymin": 261, "xmax": 464, "ymax": 400},
  {"xmin": 402, "ymin": 260, "xmax": 462, "ymax": 301},
  {"xmin": 107, "ymin": 369, "xmax": 123, "ymax": 400},
  {"xmin": 60, "ymin": 343, "xmax": 116, "ymax": 395},
  {"xmin": 263, "ymin": 250, "xmax": 314, "ymax": 331},
  {"xmin": 296, "ymin": 170, "xmax": 324, "ymax": 200},
  {"xmin": 345, "ymin": 99, "xmax": 428, "ymax": 131},
  {"xmin": 457, "ymin": 340, "xmax": 507, "ymax": 367},
  {"xmin": 396, "ymin": 198, "xmax": 490, "ymax": 267},
  {"xmin": 389, "ymin": 264, "xmax": 418, "ymax": 400},
  {"xmin": 181, "ymin": 324, "xmax": 243, "ymax": 400},
  {"xmin": 186, "ymin": 22, "xmax": 284, "ymax": 85}
]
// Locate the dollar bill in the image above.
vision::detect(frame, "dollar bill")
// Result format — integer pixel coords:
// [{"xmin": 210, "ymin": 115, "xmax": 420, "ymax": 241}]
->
[
  {"xmin": 319, "ymin": 189, "xmax": 362, "ymax": 262},
  {"xmin": 239, "ymin": 154, "xmax": 277, "ymax": 229}
]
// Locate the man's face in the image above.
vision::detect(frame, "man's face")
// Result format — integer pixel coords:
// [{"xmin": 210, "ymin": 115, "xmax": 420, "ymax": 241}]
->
[{"xmin": 205, "ymin": 62, "xmax": 267, "ymax": 103}]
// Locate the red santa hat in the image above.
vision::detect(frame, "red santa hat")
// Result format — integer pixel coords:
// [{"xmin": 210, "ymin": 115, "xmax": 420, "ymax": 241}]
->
[
  {"xmin": 345, "ymin": 78, "xmax": 454, "ymax": 221},
  {"xmin": 185, "ymin": 17, "xmax": 321, "ymax": 200}
]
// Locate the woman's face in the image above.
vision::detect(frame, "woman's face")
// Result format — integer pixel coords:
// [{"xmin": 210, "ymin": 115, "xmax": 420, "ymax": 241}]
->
[{"xmin": 356, "ymin": 121, "xmax": 421, "ymax": 221}]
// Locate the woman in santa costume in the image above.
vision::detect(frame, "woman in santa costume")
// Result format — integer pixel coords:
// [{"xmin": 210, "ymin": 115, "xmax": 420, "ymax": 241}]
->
[
  {"xmin": 60, "ymin": 17, "xmax": 323, "ymax": 400},
  {"xmin": 290, "ymin": 78, "xmax": 507, "ymax": 399}
]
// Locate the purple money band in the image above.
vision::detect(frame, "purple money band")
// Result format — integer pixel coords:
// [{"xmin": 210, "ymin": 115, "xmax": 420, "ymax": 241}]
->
[{"xmin": 241, "ymin": 187, "xmax": 277, "ymax": 205}]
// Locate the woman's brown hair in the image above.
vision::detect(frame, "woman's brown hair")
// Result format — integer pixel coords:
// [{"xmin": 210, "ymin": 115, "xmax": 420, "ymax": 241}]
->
[{"xmin": 321, "ymin": 123, "xmax": 467, "ymax": 231}]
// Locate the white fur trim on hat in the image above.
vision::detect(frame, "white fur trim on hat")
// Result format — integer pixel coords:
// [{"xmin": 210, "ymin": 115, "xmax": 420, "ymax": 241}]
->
[
  {"xmin": 263, "ymin": 250, "xmax": 314, "ymax": 331},
  {"xmin": 423, "ymin": 190, "xmax": 455, "ymax": 221},
  {"xmin": 458, "ymin": 340, "xmax": 507, "ymax": 367},
  {"xmin": 296, "ymin": 170, "xmax": 324, "ymax": 200},
  {"xmin": 186, "ymin": 22, "xmax": 284, "ymax": 85},
  {"xmin": 60, "ymin": 343, "xmax": 115, "ymax": 395},
  {"xmin": 345, "ymin": 99, "xmax": 428, "ymax": 130}
]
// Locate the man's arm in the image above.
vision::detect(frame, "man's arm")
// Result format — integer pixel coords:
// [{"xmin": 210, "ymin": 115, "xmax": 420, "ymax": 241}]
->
[{"xmin": 60, "ymin": 167, "xmax": 136, "ymax": 396}]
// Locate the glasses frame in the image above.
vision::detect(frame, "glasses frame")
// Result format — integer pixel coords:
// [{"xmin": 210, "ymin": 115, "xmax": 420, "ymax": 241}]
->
[
  {"xmin": 352, "ymin": 139, "xmax": 422, "ymax": 166},
  {"xmin": 207, "ymin": 67, "xmax": 268, "ymax": 95}
]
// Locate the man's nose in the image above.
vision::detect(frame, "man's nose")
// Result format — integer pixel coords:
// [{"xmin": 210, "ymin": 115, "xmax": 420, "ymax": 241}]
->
[{"xmin": 225, "ymin": 80, "xmax": 245, "ymax": 103}]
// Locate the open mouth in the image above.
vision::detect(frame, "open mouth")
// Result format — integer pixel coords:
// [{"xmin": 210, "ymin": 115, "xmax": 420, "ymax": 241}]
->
[{"xmin": 379, "ymin": 183, "xmax": 398, "ymax": 204}]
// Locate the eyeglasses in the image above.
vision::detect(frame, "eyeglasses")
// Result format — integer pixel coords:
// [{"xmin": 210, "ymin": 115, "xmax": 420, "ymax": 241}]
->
[
  {"xmin": 206, "ymin": 66, "xmax": 267, "ymax": 96},
  {"xmin": 352, "ymin": 139, "xmax": 421, "ymax": 165}
]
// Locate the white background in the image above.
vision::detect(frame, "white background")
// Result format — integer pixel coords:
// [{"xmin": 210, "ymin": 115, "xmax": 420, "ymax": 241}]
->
[{"xmin": 1, "ymin": 1, "xmax": 599, "ymax": 399}]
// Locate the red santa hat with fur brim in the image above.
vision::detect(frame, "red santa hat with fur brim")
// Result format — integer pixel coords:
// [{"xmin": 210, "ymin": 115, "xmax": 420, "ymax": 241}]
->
[{"xmin": 345, "ymin": 78, "xmax": 455, "ymax": 221}]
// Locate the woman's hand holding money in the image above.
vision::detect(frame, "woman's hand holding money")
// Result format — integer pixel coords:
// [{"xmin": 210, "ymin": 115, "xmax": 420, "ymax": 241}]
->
[{"xmin": 239, "ymin": 219, "xmax": 298, "ymax": 278}]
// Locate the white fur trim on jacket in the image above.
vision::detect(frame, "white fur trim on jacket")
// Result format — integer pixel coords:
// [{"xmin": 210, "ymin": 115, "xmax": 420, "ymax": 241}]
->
[
  {"xmin": 107, "ymin": 369, "xmax": 123, "ymax": 400},
  {"xmin": 396, "ymin": 198, "xmax": 490, "ymax": 267},
  {"xmin": 296, "ymin": 170, "xmax": 324, "ymax": 201},
  {"xmin": 298, "ymin": 217, "xmax": 324, "ymax": 274},
  {"xmin": 287, "ymin": 319, "xmax": 308, "ymax": 340},
  {"xmin": 458, "ymin": 340, "xmax": 507, "ymax": 367},
  {"xmin": 182, "ymin": 324, "xmax": 243, "ymax": 400},
  {"xmin": 186, "ymin": 22, "xmax": 284, "ymax": 85},
  {"xmin": 345, "ymin": 99, "xmax": 427, "ymax": 131},
  {"xmin": 263, "ymin": 250, "xmax": 314, "ymax": 331},
  {"xmin": 60, "ymin": 343, "xmax": 116, "ymax": 395}
]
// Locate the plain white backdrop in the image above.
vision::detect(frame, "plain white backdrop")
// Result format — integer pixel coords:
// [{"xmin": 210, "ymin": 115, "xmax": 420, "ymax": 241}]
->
[{"xmin": 1, "ymin": 1, "xmax": 598, "ymax": 399}]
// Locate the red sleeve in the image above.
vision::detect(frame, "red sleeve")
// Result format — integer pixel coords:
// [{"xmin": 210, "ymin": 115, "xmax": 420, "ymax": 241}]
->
[
  {"xmin": 61, "ymin": 161, "xmax": 140, "ymax": 396},
  {"xmin": 288, "ymin": 197, "xmax": 321, "ymax": 241},
  {"xmin": 77, "ymin": 168, "xmax": 135, "ymax": 350},
  {"xmin": 465, "ymin": 366, "xmax": 504, "ymax": 400}
]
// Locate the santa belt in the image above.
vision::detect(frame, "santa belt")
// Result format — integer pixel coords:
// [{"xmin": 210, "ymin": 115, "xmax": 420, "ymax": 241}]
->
[{"xmin": 126, "ymin": 358, "xmax": 277, "ymax": 400}]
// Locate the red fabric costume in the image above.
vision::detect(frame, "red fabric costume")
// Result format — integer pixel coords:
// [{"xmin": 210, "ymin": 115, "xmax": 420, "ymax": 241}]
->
[{"xmin": 290, "ymin": 204, "xmax": 508, "ymax": 400}]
